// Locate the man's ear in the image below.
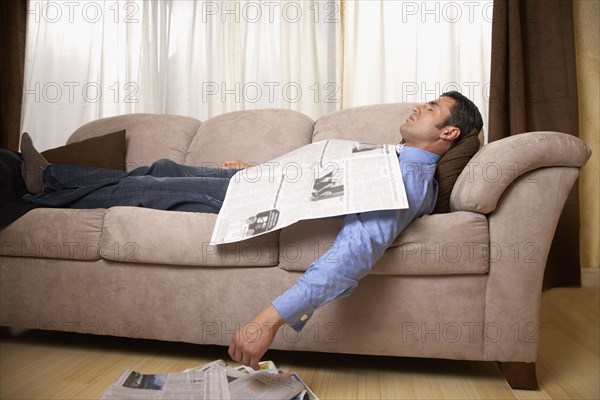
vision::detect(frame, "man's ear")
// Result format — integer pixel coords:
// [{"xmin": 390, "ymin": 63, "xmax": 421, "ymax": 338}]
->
[{"xmin": 440, "ymin": 126, "xmax": 461, "ymax": 142}]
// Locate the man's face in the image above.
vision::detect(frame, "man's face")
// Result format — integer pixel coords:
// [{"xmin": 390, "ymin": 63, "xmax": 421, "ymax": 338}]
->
[{"xmin": 400, "ymin": 96, "xmax": 457, "ymax": 144}]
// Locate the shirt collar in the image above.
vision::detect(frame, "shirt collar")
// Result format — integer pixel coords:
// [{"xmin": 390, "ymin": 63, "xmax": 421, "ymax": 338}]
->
[{"xmin": 396, "ymin": 144, "xmax": 440, "ymax": 164}]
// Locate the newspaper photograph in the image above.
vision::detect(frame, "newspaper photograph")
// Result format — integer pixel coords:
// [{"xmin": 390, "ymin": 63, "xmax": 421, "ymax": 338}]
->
[{"xmin": 211, "ymin": 140, "xmax": 408, "ymax": 244}]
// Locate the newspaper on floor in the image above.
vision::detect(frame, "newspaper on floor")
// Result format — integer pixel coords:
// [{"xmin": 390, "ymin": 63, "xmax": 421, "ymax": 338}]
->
[
  {"xmin": 290, "ymin": 373, "xmax": 319, "ymax": 400},
  {"xmin": 100, "ymin": 367, "xmax": 230, "ymax": 400},
  {"xmin": 101, "ymin": 360, "xmax": 309, "ymax": 400},
  {"xmin": 210, "ymin": 139, "xmax": 407, "ymax": 244},
  {"xmin": 185, "ymin": 360, "xmax": 307, "ymax": 400}
]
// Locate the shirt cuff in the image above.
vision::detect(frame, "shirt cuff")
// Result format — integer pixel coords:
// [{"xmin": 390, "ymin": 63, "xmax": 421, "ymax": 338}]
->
[{"xmin": 272, "ymin": 284, "xmax": 316, "ymax": 332}]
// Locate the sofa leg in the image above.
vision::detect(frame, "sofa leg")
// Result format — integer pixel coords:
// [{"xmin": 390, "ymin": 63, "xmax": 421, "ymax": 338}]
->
[{"xmin": 497, "ymin": 362, "xmax": 539, "ymax": 390}]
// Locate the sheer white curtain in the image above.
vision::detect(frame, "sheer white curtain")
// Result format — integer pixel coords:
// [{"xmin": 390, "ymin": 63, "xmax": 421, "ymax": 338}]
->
[
  {"xmin": 22, "ymin": 0, "xmax": 491, "ymax": 151},
  {"xmin": 342, "ymin": 0, "xmax": 493, "ymax": 138},
  {"xmin": 22, "ymin": 0, "xmax": 339, "ymax": 151}
]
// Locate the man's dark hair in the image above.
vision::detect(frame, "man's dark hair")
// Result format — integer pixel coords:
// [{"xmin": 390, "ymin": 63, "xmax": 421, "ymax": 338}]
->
[{"xmin": 436, "ymin": 90, "xmax": 484, "ymax": 145}]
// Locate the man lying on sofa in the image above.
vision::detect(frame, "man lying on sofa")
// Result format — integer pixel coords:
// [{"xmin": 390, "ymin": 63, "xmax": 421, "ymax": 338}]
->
[{"xmin": 19, "ymin": 91, "xmax": 483, "ymax": 370}]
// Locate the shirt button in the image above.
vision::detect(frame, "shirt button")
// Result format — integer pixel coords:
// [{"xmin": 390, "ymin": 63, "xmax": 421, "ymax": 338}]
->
[{"xmin": 300, "ymin": 314, "xmax": 308, "ymax": 321}]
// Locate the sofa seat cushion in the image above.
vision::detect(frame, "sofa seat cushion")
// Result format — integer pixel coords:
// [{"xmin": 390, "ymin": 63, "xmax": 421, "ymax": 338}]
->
[
  {"xmin": 99, "ymin": 207, "xmax": 279, "ymax": 267},
  {"xmin": 278, "ymin": 211, "xmax": 489, "ymax": 276},
  {"xmin": 377, "ymin": 212, "xmax": 489, "ymax": 275},
  {"xmin": 0, "ymin": 208, "xmax": 105, "ymax": 260}
]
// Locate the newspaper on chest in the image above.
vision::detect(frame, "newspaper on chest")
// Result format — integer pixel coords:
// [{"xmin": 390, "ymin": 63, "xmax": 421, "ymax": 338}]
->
[{"xmin": 211, "ymin": 139, "xmax": 408, "ymax": 245}]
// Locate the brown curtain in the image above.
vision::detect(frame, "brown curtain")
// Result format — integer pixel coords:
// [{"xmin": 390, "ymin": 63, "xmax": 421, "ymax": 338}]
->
[
  {"xmin": 489, "ymin": 0, "xmax": 581, "ymax": 289},
  {"xmin": 0, "ymin": 0, "xmax": 27, "ymax": 151}
]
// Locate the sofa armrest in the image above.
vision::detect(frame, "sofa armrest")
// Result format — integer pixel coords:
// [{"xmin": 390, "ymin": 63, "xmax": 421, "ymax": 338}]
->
[
  {"xmin": 482, "ymin": 166, "xmax": 580, "ymax": 362},
  {"xmin": 450, "ymin": 131, "xmax": 591, "ymax": 214}
]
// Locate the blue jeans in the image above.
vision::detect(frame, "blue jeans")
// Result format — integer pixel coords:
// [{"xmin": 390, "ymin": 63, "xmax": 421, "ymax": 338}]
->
[{"xmin": 25, "ymin": 159, "xmax": 241, "ymax": 214}]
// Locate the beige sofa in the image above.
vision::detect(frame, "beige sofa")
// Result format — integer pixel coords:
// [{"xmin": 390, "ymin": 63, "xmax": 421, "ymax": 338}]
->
[{"xmin": 0, "ymin": 104, "xmax": 591, "ymax": 389}]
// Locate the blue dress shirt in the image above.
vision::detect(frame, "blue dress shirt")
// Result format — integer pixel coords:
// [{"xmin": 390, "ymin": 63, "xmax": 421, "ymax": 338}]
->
[{"xmin": 272, "ymin": 145, "xmax": 440, "ymax": 331}]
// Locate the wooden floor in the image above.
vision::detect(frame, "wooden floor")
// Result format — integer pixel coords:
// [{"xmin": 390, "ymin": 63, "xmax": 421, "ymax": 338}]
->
[{"xmin": 1, "ymin": 287, "xmax": 598, "ymax": 400}]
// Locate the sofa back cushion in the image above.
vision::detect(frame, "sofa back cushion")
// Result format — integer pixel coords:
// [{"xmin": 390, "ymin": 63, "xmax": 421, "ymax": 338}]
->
[
  {"xmin": 313, "ymin": 103, "xmax": 413, "ymax": 144},
  {"xmin": 185, "ymin": 109, "xmax": 314, "ymax": 166}
]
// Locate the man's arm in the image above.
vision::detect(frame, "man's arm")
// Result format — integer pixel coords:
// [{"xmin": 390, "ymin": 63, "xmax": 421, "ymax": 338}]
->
[
  {"xmin": 271, "ymin": 208, "xmax": 422, "ymax": 330},
  {"xmin": 228, "ymin": 207, "xmax": 420, "ymax": 369},
  {"xmin": 228, "ymin": 149, "xmax": 438, "ymax": 368}
]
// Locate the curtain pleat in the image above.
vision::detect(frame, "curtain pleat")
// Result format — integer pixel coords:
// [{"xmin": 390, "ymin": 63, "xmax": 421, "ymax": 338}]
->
[
  {"xmin": 0, "ymin": 0, "xmax": 27, "ymax": 150},
  {"xmin": 488, "ymin": 0, "xmax": 581, "ymax": 289},
  {"xmin": 340, "ymin": 0, "xmax": 493, "ymax": 136},
  {"xmin": 21, "ymin": 0, "xmax": 338, "ymax": 151}
]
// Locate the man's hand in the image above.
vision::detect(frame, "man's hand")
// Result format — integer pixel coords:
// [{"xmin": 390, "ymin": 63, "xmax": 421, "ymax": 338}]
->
[
  {"xmin": 221, "ymin": 160, "xmax": 250, "ymax": 170},
  {"xmin": 228, "ymin": 304, "xmax": 285, "ymax": 370}
]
